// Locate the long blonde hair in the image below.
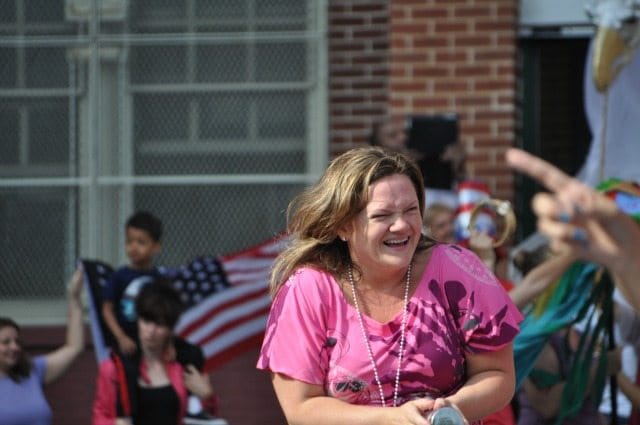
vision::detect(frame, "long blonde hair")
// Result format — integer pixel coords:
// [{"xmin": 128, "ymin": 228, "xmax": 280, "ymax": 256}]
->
[{"xmin": 270, "ymin": 146, "xmax": 432, "ymax": 296}]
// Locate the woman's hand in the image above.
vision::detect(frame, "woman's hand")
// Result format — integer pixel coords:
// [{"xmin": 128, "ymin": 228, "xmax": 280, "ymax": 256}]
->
[
  {"xmin": 183, "ymin": 364, "xmax": 213, "ymax": 400},
  {"xmin": 428, "ymin": 398, "xmax": 469, "ymax": 425},
  {"xmin": 392, "ymin": 397, "xmax": 435, "ymax": 424},
  {"xmin": 67, "ymin": 267, "xmax": 83, "ymax": 301},
  {"xmin": 116, "ymin": 334, "xmax": 137, "ymax": 356}
]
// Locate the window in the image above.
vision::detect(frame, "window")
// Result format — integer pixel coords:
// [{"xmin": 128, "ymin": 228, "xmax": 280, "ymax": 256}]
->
[{"xmin": 0, "ymin": 0, "xmax": 327, "ymax": 317}]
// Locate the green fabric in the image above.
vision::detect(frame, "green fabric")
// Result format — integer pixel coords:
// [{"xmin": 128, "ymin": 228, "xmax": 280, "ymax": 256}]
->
[
  {"xmin": 513, "ymin": 262, "xmax": 613, "ymax": 425},
  {"xmin": 528, "ymin": 368, "xmax": 562, "ymax": 389}
]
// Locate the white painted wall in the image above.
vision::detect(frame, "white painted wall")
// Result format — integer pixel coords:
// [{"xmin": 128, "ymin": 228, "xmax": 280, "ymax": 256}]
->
[{"xmin": 520, "ymin": 0, "xmax": 593, "ymax": 26}]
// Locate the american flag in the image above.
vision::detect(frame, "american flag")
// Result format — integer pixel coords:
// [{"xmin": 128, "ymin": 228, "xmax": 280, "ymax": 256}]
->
[{"xmin": 81, "ymin": 234, "xmax": 288, "ymax": 371}]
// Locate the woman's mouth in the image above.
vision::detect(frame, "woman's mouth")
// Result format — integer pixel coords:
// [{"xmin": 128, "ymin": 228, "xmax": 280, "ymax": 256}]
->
[{"xmin": 384, "ymin": 237, "xmax": 409, "ymax": 247}]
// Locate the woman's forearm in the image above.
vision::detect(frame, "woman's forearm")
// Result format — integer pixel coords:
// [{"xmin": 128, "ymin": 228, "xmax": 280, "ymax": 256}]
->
[
  {"xmin": 66, "ymin": 280, "xmax": 84, "ymax": 355},
  {"xmin": 446, "ymin": 369, "xmax": 514, "ymax": 421}
]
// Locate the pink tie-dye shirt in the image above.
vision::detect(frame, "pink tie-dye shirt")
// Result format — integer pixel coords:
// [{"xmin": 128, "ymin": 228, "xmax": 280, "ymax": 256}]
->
[{"xmin": 257, "ymin": 244, "xmax": 522, "ymax": 413}]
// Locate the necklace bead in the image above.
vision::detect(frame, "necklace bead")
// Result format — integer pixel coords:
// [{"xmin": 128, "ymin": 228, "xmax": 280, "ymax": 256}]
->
[{"xmin": 348, "ymin": 263, "xmax": 412, "ymax": 407}]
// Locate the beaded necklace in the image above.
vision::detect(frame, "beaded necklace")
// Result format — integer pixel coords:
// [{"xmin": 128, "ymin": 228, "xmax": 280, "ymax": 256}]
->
[{"xmin": 348, "ymin": 263, "xmax": 412, "ymax": 407}]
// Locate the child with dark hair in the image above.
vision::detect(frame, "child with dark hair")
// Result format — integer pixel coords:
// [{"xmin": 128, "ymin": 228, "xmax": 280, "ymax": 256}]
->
[{"xmin": 101, "ymin": 210, "xmax": 163, "ymax": 355}]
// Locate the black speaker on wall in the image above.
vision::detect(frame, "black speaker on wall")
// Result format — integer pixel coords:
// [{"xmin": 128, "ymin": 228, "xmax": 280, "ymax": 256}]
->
[{"xmin": 406, "ymin": 114, "xmax": 459, "ymax": 190}]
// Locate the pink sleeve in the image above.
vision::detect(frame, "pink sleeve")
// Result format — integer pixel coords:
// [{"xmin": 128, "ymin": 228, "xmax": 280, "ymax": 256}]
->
[
  {"xmin": 92, "ymin": 359, "xmax": 119, "ymax": 425},
  {"xmin": 439, "ymin": 246, "xmax": 523, "ymax": 353},
  {"xmin": 257, "ymin": 268, "xmax": 331, "ymax": 386}
]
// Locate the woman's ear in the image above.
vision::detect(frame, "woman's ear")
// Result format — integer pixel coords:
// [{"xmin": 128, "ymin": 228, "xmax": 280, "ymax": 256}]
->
[{"xmin": 337, "ymin": 223, "xmax": 351, "ymax": 242}]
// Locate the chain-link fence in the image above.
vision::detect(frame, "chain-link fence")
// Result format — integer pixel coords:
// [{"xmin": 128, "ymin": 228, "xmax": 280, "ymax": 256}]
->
[{"xmin": 0, "ymin": 0, "xmax": 327, "ymax": 314}]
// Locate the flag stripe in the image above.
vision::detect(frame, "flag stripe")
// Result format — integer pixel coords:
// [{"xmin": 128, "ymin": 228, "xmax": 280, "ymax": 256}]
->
[
  {"xmin": 196, "ymin": 305, "xmax": 271, "ymax": 347},
  {"xmin": 200, "ymin": 315, "xmax": 269, "ymax": 358},
  {"xmin": 179, "ymin": 292, "xmax": 271, "ymax": 343},
  {"xmin": 203, "ymin": 333, "xmax": 266, "ymax": 371},
  {"xmin": 176, "ymin": 281, "xmax": 270, "ymax": 337}
]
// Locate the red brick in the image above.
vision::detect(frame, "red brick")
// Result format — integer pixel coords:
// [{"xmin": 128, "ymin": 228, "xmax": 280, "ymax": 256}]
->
[
  {"xmin": 474, "ymin": 49, "xmax": 515, "ymax": 61},
  {"xmin": 352, "ymin": 3, "xmax": 387, "ymax": 13},
  {"xmin": 353, "ymin": 29, "xmax": 388, "ymax": 39},
  {"xmin": 456, "ymin": 33, "xmax": 494, "ymax": 47},
  {"xmin": 411, "ymin": 8, "xmax": 449, "ymax": 19},
  {"xmin": 455, "ymin": 95, "xmax": 491, "ymax": 107},
  {"xmin": 330, "ymin": 17, "xmax": 366, "ymax": 26},
  {"xmin": 413, "ymin": 36, "xmax": 450, "ymax": 48},
  {"xmin": 475, "ymin": 79, "xmax": 513, "ymax": 91},
  {"xmin": 413, "ymin": 66, "xmax": 450, "ymax": 77},
  {"xmin": 392, "ymin": 22, "xmax": 435, "ymax": 34},
  {"xmin": 392, "ymin": 81, "xmax": 429, "ymax": 92},
  {"xmin": 331, "ymin": 68, "xmax": 367, "ymax": 78},
  {"xmin": 453, "ymin": 6, "xmax": 493, "ymax": 18},
  {"xmin": 353, "ymin": 55, "xmax": 386, "ymax": 65},
  {"xmin": 331, "ymin": 42, "xmax": 369, "ymax": 52},
  {"xmin": 392, "ymin": 52, "xmax": 431, "ymax": 63},
  {"xmin": 434, "ymin": 21, "xmax": 471, "ymax": 33},
  {"xmin": 435, "ymin": 50, "xmax": 468, "ymax": 62},
  {"xmin": 475, "ymin": 20, "xmax": 516, "ymax": 32},
  {"xmin": 412, "ymin": 97, "xmax": 452, "ymax": 109},
  {"xmin": 474, "ymin": 135, "xmax": 513, "ymax": 147},
  {"xmin": 453, "ymin": 64, "xmax": 492, "ymax": 77},
  {"xmin": 461, "ymin": 121, "xmax": 492, "ymax": 133},
  {"xmin": 434, "ymin": 79, "xmax": 470, "ymax": 91}
]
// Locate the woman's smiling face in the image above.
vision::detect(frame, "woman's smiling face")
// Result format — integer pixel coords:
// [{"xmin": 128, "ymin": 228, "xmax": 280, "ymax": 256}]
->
[
  {"xmin": 0, "ymin": 325, "xmax": 20, "ymax": 374},
  {"xmin": 339, "ymin": 173, "xmax": 422, "ymax": 280}
]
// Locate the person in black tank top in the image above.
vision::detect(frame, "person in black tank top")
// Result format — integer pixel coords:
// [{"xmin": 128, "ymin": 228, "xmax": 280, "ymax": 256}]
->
[{"xmin": 92, "ymin": 281, "xmax": 214, "ymax": 425}]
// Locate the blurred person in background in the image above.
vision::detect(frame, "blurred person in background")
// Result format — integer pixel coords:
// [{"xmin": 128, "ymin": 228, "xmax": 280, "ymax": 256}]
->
[
  {"xmin": 92, "ymin": 280, "xmax": 215, "ymax": 425},
  {"xmin": 0, "ymin": 267, "xmax": 85, "ymax": 425}
]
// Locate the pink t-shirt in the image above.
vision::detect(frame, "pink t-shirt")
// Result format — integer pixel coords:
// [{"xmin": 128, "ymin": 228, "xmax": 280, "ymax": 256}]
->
[{"xmin": 258, "ymin": 244, "xmax": 522, "ymax": 409}]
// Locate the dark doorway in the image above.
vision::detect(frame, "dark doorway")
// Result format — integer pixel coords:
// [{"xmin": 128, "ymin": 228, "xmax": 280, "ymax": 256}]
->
[{"xmin": 515, "ymin": 37, "xmax": 592, "ymax": 240}]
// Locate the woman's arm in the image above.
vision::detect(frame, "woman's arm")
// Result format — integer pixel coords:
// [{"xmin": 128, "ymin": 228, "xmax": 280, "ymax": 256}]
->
[
  {"xmin": 442, "ymin": 344, "xmax": 515, "ymax": 422},
  {"xmin": 508, "ymin": 252, "xmax": 576, "ymax": 310},
  {"xmin": 271, "ymin": 373, "xmax": 434, "ymax": 425},
  {"xmin": 616, "ymin": 371, "xmax": 640, "ymax": 409},
  {"xmin": 44, "ymin": 267, "xmax": 85, "ymax": 384}
]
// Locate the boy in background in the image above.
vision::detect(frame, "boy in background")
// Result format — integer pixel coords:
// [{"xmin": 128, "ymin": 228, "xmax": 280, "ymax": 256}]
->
[
  {"xmin": 99, "ymin": 211, "xmax": 221, "ymax": 420},
  {"xmin": 101, "ymin": 210, "xmax": 163, "ymax": 354}
]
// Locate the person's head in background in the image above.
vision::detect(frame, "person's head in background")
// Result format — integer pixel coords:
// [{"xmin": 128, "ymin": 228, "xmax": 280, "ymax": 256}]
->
[
  {"xmin": 135, "ymin": 280, "xmax": 184, "ymax": 355},
  {"xmin": 369, "ymin": 118, "xmax": 408, "ymax": 151},
  {"xmin": 0, "ymin": 317, "xmax": 31, "ymax": 382},
  {"xmin": 126, "ymin": 211, "xmax": 163, "ymax": 270},
  {"xmin": 423, "ymin": 203, "xmax": 456, "ymax": 243}
]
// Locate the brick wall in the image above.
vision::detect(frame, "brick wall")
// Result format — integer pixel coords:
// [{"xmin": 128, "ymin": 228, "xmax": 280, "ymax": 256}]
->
[
  {"xmin": 329, "ymin": 0, "xmax": 518, "ymax": 201},
  {"xmin": 329, "ymin": 0, "xmax": 391, "ymax": 152}
]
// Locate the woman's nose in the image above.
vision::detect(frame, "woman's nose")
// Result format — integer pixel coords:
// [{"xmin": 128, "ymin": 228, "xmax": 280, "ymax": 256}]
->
[{"xmin": 390, "ymin": 214, "xmax": 410, "ymax": 230}]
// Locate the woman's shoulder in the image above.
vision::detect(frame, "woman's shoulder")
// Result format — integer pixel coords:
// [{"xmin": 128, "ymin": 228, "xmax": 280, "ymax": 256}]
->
[
  {"xmin": 287, "ymin": 266, "xmax": 339, "ymax": 290},
  {"xmin": 420, "ymin": 243, "xmax": 500, "ymax": 287},
  {"xmin": 274, "ymin": 266, "xmax": 343, "ymax": 309}
]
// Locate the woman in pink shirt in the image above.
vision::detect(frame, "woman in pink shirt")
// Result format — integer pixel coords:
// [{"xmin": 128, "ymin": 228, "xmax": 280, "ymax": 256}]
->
[{"xmin": 257, "ymin": 147, "xmax": 523, "ymax": 424}]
